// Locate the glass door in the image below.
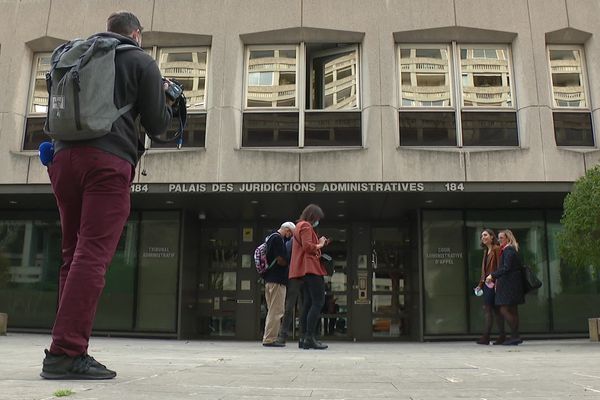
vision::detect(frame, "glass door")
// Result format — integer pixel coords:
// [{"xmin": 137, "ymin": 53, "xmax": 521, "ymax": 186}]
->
[
  {"xmin": 371, "ymin": 227, "xmax": 411, "ymax": 338},
  {"xmin": 316, "ymin": 226, "xmax": 350, "ymax": 339},
  {"xmin": 196, "ymin": 227, "xmax": 240, "ymax": 337}
]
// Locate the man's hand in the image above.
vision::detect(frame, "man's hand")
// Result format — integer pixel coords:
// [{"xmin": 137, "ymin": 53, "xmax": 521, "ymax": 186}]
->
[{"xmin": 163, "ymin": 79, "xmax": 175, "ymax": 107}]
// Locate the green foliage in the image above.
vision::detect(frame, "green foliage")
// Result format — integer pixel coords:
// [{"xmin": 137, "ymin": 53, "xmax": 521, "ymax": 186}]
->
[
  {"xmin": 558, "ymin": 165, "xmax": 600, "ymax": 269},
  {"xmin": 53, "ymin": 389, "xmax": 74, "ymax": 397}
]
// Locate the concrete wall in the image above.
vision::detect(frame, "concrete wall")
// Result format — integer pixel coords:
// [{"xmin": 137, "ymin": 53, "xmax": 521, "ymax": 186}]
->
[{"xmin": 0, "ymin": 0, "xmax": 598, "ymax": 185}]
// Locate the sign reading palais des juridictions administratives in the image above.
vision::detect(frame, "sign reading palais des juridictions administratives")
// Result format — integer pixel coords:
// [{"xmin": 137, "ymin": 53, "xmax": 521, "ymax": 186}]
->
[{"xmin": 130, "ymin": 182, "xmax": 472, "ymax": 193}]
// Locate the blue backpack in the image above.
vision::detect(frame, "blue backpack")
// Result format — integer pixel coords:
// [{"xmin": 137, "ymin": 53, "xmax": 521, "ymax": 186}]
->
[{"xmin": 254, "ymin": 233, "xmax": 278, "ymax": 275}]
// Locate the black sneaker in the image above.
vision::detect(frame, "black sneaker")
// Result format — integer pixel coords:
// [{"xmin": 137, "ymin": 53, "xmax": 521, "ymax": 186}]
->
[{"xmin": 40, "ymin": 349, "xmax": 117, "ymax": 380}]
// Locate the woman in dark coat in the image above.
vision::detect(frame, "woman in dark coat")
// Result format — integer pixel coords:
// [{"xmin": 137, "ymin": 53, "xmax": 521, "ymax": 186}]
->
[
  {"xmin": 475, "ymin": 229, "xmax": 505, "ymax": 345},
  {"xmin": 486, "ymin": 229, "xmax": 524, "ymax": 345}
]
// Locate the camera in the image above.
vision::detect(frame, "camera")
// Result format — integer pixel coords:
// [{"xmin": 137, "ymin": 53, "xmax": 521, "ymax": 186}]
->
[{"xmin": 162, "ymin": 78, "xmax": 184, "ymax": 102}]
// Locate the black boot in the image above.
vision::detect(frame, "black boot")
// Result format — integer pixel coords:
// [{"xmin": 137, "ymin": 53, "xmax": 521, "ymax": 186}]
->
[
  {"xmin": 303, "ymin": 335, "xmax": 328, "ymax": 350},
  {"xmin": 298, "ymin": 337, "xmax": 304, "ymax": 349}
]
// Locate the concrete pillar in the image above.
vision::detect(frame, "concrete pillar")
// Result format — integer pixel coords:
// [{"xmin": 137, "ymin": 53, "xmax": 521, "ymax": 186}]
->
[
  {"xmin": 0, "ymin": 313, "xmax": 7, "ymax": 335},
  {"xmin": 589, "ymin": 318, "xmax": 600, "ymax": 342}
]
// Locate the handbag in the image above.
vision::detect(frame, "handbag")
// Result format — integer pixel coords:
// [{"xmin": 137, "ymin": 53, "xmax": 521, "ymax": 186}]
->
[
  {"xmin": 522, "ymin": 265, "xmax": 542, "ymax": 294},
  {"xmin": 320, "ymin": 253, "xmax": 335, "ymax": 276}
]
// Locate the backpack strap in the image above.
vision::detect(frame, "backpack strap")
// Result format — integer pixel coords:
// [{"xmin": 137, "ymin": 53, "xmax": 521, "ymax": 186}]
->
[{"xmin": 113, "ymin": 44, "xmax": 142, "ymax": 119}]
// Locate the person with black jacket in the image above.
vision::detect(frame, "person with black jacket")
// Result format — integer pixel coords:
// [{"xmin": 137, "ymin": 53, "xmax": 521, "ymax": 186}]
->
[
  {"xmin": 262, "ymin": 222, "xmax": 296, "ymax": 347},
  {"xmin": 486, "ymin": 229, "xmax": 525, "ymax": 346},
  {"xmin": 41, "ymin": 11, "xmax": 172, "ymax": 380}
]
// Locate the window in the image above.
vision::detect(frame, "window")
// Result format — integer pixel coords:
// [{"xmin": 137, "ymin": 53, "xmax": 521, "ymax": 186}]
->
[
  {"xmin": 243, "ymin": 44, "xmax": 361, "ymax": 148},
  {"xmin": 548, "ymin": 46, "xmax": 594, "ymax": 146},
  {"xmin": 398, "ymin": 44, "xmax": 518, "ymax": 147},
  {"xmin": 0, "ymin": 219, "xmax": 61, "ymax": 328},
  {"xmin": 25, "ymin": 48, "xmax": 209, "ymax": 151},
  {"xmin": 23, "ymin": 54, "xmax": 52, "ymax": 150},
  {"xmin": 149, "ymin": 47, "xmax": 209, "ymax": 149}
]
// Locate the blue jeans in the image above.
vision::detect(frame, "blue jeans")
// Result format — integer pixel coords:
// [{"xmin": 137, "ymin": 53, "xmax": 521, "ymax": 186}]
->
[{"xmin": 301, "ymin": 274, "xmax": 325, "ymax": 338}]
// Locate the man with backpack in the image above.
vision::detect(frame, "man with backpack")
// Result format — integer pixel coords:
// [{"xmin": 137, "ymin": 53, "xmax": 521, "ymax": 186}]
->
[
  {"xmin": 40, "ymin": 11, "xmax": 173, "ymax": 380},
  {"xmin": 261, "ymin": 222, "xmax": 295, "ymax": 347}
]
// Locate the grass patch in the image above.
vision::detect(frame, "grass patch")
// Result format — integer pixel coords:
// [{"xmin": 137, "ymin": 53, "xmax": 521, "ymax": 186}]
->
[{"xmin": 53, "ymin": 389, "xmax": 74, "ymax": 397}]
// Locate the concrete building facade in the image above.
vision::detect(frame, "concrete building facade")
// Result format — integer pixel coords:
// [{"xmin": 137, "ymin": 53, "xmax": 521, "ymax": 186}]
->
[{"xmin": 0, "ymin": 0, "xmax": 599, "ymax": 341}]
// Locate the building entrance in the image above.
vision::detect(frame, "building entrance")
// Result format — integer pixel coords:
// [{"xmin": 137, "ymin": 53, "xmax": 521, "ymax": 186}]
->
[
  {"xmin": 369, "ymin": 226, "xmax": 414, "ymax": 338},
  {"xmin": 194, "ymin": 219, "xmax": 418, "ymax": 341},
  {"xmin": 271, "ymin": 225, "xmax": 352, "ymax": 341},
  {"xmin": 195, "ymin": 225, "xmax": 260, "ymax": 339}
]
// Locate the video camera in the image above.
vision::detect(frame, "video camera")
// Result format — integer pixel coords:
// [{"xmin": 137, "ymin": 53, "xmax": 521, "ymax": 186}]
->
[
  {"xmin": 155, "ymin": 78, "xmax": 187, "ymax": 148},
  {"xmin": 163, "ymin": 78, "xmax": 184, "ymax": 103}
]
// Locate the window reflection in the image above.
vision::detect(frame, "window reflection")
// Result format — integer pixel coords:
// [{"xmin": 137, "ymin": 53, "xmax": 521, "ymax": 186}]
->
[
  {"xmin": 209, "ymin": 231, "xmax": 239, "ymax": 268},
  {"xmin": 461, "ymin": 112, "xmax": 518, "ymax": 146},
  {"xmin": 311, "ymin": 49, "xmax": 358, "ymax": 109},
  {"xmin": 316, "ymin": 227, "xmax": 349, "ymax": 338},
  {"xmin": 460, "ymin": 46, "xmax": 512, "ymax": 107},
  {"xmin": 242, "ymin": 113, "xmax": 299, "ymax": 147},
  {"xmin": 422, "ymin": 211, "xmax": 468, "ymax": 334},
  {"xmin": 159, "ymin": 48, "xmax": 208, "ymax": 110},
  {"xmin": 371, "ymin": 227, "xmax": 410, "ymax": 337},
  {"xmin": 399, "ymin": 47, "xmax": 452, "ymax": 107},
  {"xmin": 0, "ymin": 220, "xmax": 60, "ymax": 328},
  {"xmin": 210, "ymin": 272, "xmax": 237, "ymax": 291},
  {"xmin": 304, "ymin": 112, "xmax": 362, "ymax": 147},
  {"xmin": 372, "ymin": 317, "xmax": 403, "ymax": 337},
  {"xmin": 549, "ymin": 49, "xmax": 587, "ymax": 108},
  {"xmin": 24, "ymin": 54, "xmax": 52, "ymax": 150},
  {"xmin": 30, "ymin": 54, "xmax": 51, "ymax": 114},
  {"xmin": 553, "ymin": 112, "xmax": 594, "ymax": 146},
  {"xmin": 201, "ymin": 316, "xmax": 235, "ymax": 337},
  {"xmin": 246, "ymin": 48, "xmax": 297, "ymax": 108},
  {"xmin": 95, "ymin": 221, "xmax": 138, "ymax": 331},
  {"xmin": 23, "ymin": 117, "xmax": 50, "ymax": 151}
]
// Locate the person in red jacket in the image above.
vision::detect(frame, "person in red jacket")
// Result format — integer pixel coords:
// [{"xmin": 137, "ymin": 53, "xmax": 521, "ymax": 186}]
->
[{"xmin": 290, "ymin": 204, "xmax": 329, "ymax": 349}]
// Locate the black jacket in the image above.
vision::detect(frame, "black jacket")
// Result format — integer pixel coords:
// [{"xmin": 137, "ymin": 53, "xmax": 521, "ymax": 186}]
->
[
  {"xmin": 492, "ymin": 245, "xmax": 525, "ymax": 305},
  {"xmin": 263, "ymin": 233, "xmax": 289, "ymax": 285},
  {"xmin": 54, "ymin": 32, "xmax": 172, "ymax": 166}
]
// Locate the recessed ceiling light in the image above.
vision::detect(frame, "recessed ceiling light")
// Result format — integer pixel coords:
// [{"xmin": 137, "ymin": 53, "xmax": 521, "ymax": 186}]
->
[
  {"xmin": 425, "ymin": 199, "xmax": 433, "ymax": 204},
  {"xmin": 510, "ymin": 199, "xmax": 519, "ymax": 204},
  {"xmin": 260, "ymin": 214, "xmax": 268, "ymax": 218},
  {"xmin": 9, "ymin": 200, "xmax": 17, "ymax": 205},
  {"xmin": 250, "ymin": 200, "xmax": 259, "ymax": 204},
  {"xmin": 337, "ymin": 200, "xmax": 346, "ymax": 204},
  {"xmin": 165, "ymin": 200, "xmax": 175, "ymax": 205},
  {"xmin": 337, "ymin": 214, "xmax": 345, "ymax": 218}
]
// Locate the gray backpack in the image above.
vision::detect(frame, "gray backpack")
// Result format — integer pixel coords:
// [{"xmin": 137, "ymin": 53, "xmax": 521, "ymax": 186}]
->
[{"xmin": 44, "ymin": 36, "xmax": 141, "ymax": 141}]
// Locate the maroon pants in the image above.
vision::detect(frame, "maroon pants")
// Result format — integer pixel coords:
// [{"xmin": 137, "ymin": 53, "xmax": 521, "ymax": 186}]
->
[{"xmin": 48, "ymin": 147, "xmax": 134, "ymax": 357}]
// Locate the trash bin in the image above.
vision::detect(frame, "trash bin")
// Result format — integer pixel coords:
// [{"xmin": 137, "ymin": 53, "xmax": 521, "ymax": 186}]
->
[
  {"xmin": 0, "ymin": 313, "xmax": 7, "ymax": 335},
  {"xmin": 589, "ymin": 318, "xmax": 600, "ymax": 342}
]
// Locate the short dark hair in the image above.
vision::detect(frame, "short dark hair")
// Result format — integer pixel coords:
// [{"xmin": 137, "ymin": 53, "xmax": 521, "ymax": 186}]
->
[
  {"xmin": 299, "ymin": 204, "xmax": 324, "ymax": 224},
  {"xmin": 107, "ymin": 11, "xmax": 143, "ymax": 36}
]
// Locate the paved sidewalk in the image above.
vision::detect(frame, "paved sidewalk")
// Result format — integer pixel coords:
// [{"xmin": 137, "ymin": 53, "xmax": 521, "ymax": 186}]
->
[{"xmin": 0, "ymin": 334, "xmax": 599, "ymax": 400}]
